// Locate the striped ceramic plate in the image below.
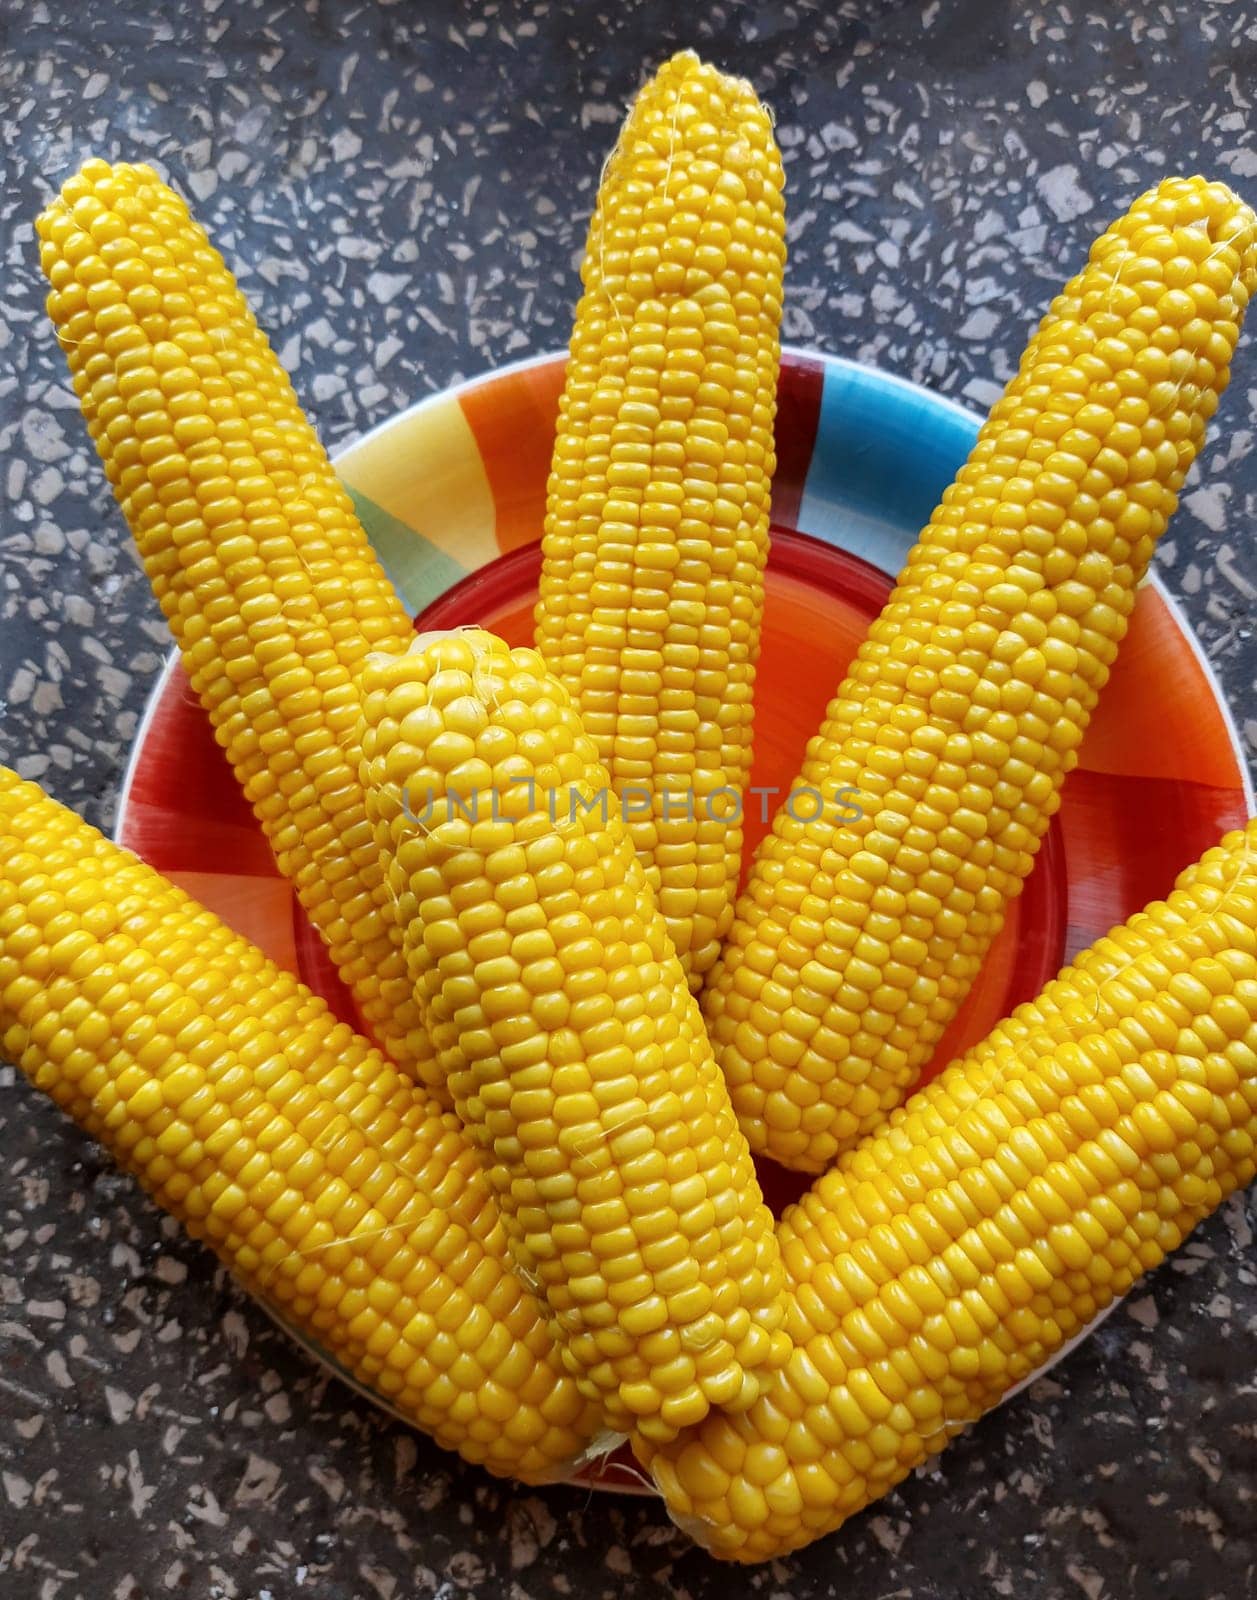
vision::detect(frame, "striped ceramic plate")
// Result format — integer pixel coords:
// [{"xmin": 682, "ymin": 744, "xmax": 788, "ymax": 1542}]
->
[{"xmin": 115, "ymin": 350, "xmax": 1252, "ymax": 1490}]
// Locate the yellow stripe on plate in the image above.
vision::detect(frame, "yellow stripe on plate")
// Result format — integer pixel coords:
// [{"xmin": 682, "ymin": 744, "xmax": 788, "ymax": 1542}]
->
[{"xmin": 336, "ymin": 395, "xmax": 501, "ymax": 576}]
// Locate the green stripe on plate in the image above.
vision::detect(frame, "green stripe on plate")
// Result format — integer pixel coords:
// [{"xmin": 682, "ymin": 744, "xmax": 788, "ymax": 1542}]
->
[{"xmin": 346, "ymin": 485, "xmax": 470, "ymax": 618}]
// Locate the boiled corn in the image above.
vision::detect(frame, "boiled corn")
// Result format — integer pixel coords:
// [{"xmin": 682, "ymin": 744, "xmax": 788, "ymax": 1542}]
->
[
  {"xmin": 640, "ymin": 817, "xmax": 1257, "ymax": 1559},
  {"xmin": 0, "ymin": 766, "xmax": 602, "ymax": 1481},
  {"xmin": 36, "ymin": 160, "xmax": 444, "ymax": 1098},
  {"xmin": 704, "ymin": 176, "xmax": 1257, "ymax": 1171},
  {"xmin": 536, "ymin": 51, "xmax": 786, "ymax": 984},
  {"xmin": 358, "ymin": 629, "xmax": 786, "ymax": 1441}
]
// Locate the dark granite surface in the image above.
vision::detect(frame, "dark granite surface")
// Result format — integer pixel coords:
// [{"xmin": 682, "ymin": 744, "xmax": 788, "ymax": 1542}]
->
[{"xmin": 1, "ymin": 1, "xmax": 1255, "ymax": 1596}]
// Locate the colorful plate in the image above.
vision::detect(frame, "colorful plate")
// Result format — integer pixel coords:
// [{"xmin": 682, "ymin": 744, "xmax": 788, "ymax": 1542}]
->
[{"xmin": 115, "ymin": 350, "xmax": 1253, "ymax": 1491}]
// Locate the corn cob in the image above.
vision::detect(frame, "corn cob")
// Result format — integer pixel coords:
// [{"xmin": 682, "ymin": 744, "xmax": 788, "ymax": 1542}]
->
[
  {"xmin": 42, "ymin": 160, "xmax": 411, "ymax": 669},
  {"xmin": 358, "ymin": 629, "xmax": 786, "ymax": 1441},
  {"xmin": 36, "ymin": 161, "xmax": 445, "ymax": 1099},
  {"xmin": 0, "ymin": 766, "xmax": 604, "ymax": 1481},
  {"xmin": 704, "ymin": 176, "xmax": 1257, "ymax": 1171},
  {"xmin": 639, "ymin": 818, "xmax": 1257, "ymax": 1560},
  {"xmin": 536, "ymin": 51, "xmax": 786, "ymax": 985}
]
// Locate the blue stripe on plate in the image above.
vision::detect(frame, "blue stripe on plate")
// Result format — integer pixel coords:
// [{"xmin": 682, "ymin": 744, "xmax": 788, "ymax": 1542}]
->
[{"xmin": 795, "ymin": 358, "xmax": 981, "ymax": 578}]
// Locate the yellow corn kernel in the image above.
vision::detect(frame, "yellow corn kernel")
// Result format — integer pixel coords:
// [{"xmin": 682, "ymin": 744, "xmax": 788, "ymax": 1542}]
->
[
  {"xmin": 536, "ymin": 51, "xmax": 786, "ymax": 985},
  {"xmin": 705, "ymin": 175, "xmax": 1257, "ymax": 1171},
  {"xmin": 636, "ymin": 817, "xmax": 1257, "ymax": 1559},
  {"xmin": 0, "ymin": 766, "xmax": 600, "ymax": 1481},
  {"xmin": 36, "ymin": 160, "xmax": 445, "ymax": 1097},
  {"xmin": 359, "ymin": 629, "xmax": 786, "ymax": 1441}
]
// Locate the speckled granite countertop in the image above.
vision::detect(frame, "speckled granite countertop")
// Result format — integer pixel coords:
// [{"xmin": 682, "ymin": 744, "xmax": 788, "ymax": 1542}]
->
[{"xmin": 1, "ymin": 2, "xmax": 1255, "ymax": 1596}]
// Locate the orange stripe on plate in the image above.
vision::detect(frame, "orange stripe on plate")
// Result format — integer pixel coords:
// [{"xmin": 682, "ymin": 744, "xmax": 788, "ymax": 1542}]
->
[
  {"xmin": 165, "ymin": 871, "xmax": 300, "ymax": 973},
  {"xmin": 126, "ymin": 664, "xmax": 256, "ymax": 830},
  {"xmin": 1056, "ymin": 766, "xmax": 1249, "ymax": 960},
  {"xmin": 459, "ymin": 359, "xmax": 566, "ymax": 555},
  {"xmin": 122, "ymin": 800, "xmax": 279, "ymax": 879},
  {"xmin": 1079, "ymin": 586, "xmax": 1244, "ymax": 791}
]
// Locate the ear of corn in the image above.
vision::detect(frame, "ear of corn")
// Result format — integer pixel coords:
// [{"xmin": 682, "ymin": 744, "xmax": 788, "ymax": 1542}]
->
[
  {"xmin": 0, "ymin": 766, "xmax": 604, "ymax": 1482},
  {"xmin": 35, "ymin": 160, "xmax": 446, "ymax": 1100},
  {"xmin": 42, "ymin": 160, "xmax": 412, "ymax": 670},
  {"xmin": 536, "ymin": 51, "xmax": 786, "ymax": 986},
  {"xmin": 703, "ymin": 176, "xmax": 1257, "ymax": 1172},
  {"xmin": 358, "ymin": 629, "xmax": 786, "ymax": 1442},
  {"xmin": 638, "ymin": 817, "xmax": 1257, "ymax": 1560}
]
